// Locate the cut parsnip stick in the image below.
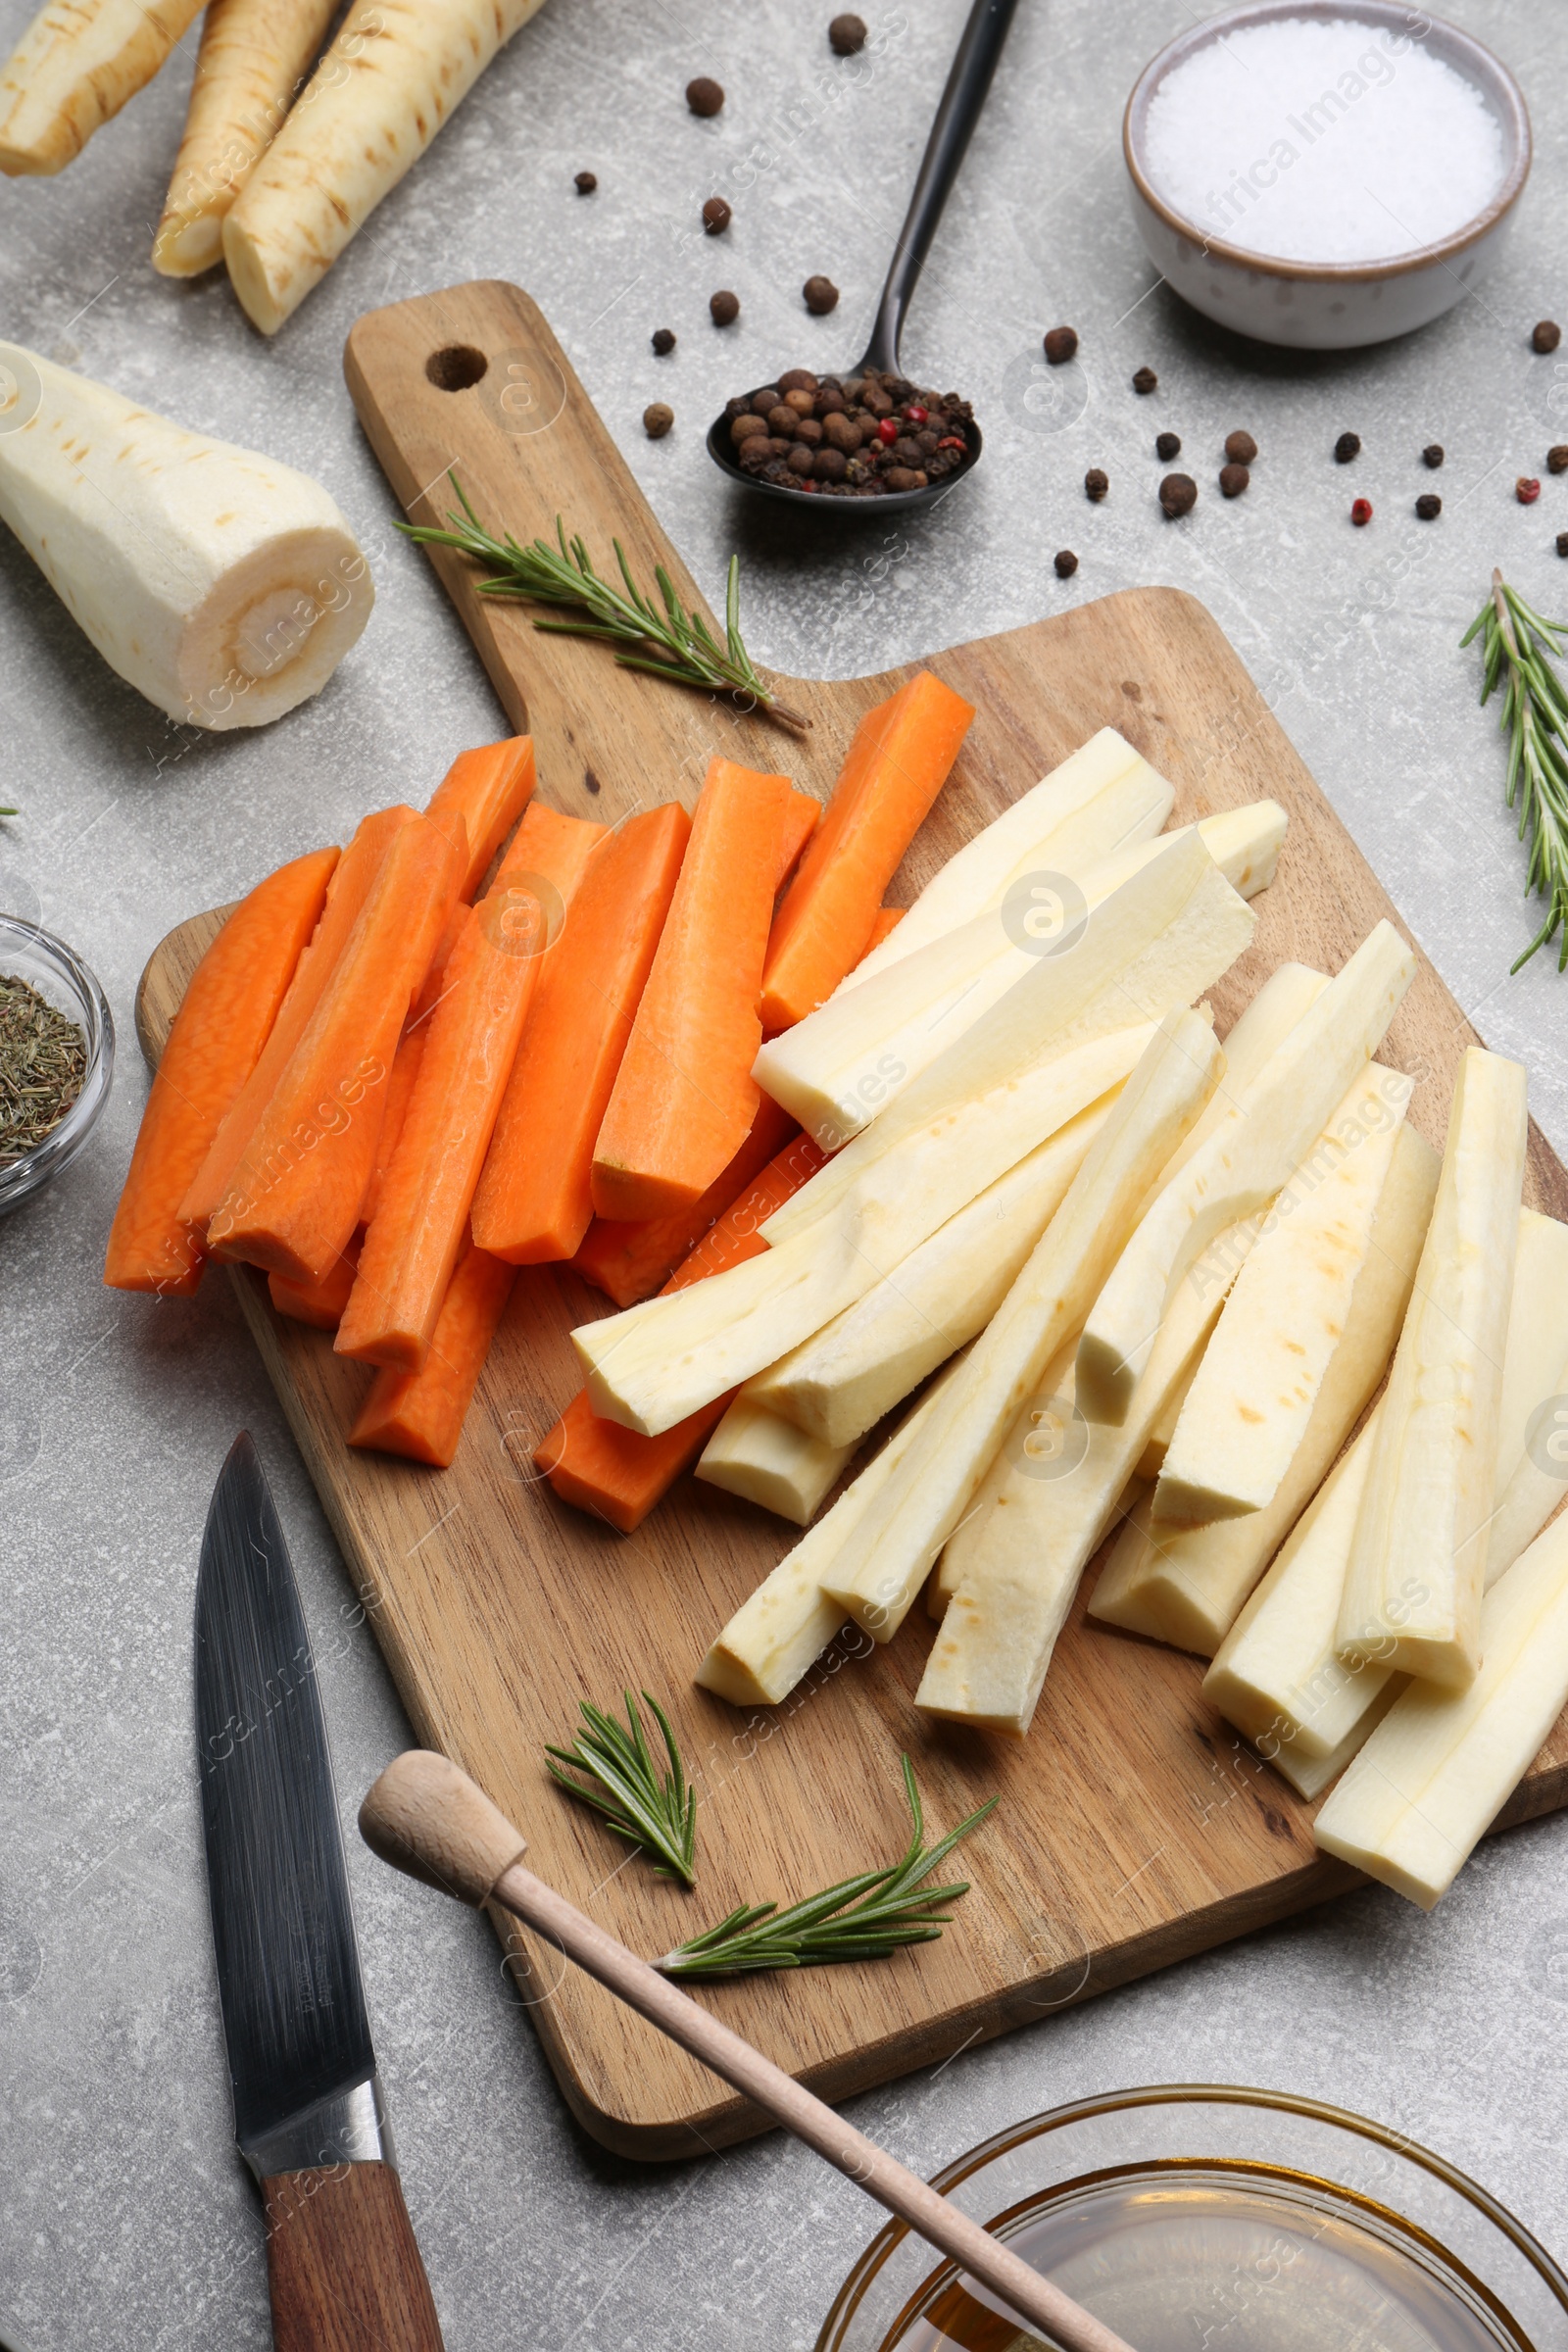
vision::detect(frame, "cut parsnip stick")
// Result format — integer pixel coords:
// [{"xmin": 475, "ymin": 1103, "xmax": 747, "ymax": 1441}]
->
[
  {"xmin": 1089, "ymin": 1122, "xmax": 1439, "ymax": 1655},
  {"xmin": 1336, "ymin": 1048, "xmax": 1528, "ymax": 1690},
  {"xmin": 0, "ymin": 0, "xmax": 202, "ymax": 175},
  {"xmin": 224, "ymin": 0, "xmax": 550, "ymax": 334},
  {"xmin": 696, "ymin": 1398, "xmax": 855, "ymax": 1526},
  {"xmin": 928, "ymin": 1338, "xmax": 1081, "ymax": 1620},
  {"xmin": 757, "ymin": 823, "xmax": 1260, "ymax": 1154},
  {"xmin": 574, "ymin": 1024, "xmax": 1153, "ymax": 1437},
  {"xmin": 819, "ymin": 1007, "xmax": 1225, "ymax": 1644},
  {"xmin": 1077, "ymin": 921, "xmax": 1416, "ymax": 1426},
  {"xmin": 697, "ymin": 1357, "xmax": 969, "ymax": 1708},
  {"xmin": 1314, "ymin": 1512, "xmax": 1568, "ymax": 1908},
  {"xmin": 1064, "ymin": 800, "xmax": 1287, "ymax": 912},
  {"xmin": 1484, "ymin": 1215, "xmax": 1568, "ymax": 1583},
  {"xmin": 745, "ymin": 1097, "xmax": 1112, "ymax": 1449},
  {"xmin": 1152, "ymin": 1061, "xmax": 1411, "ymax": 1523},
  {"xmin": 1136, "ymin": 1369, "xmax": 1191, "ymax": 1482},
  {"xmin": 153, "ymin": 0, "xmax": 339, "ymax": 276}
]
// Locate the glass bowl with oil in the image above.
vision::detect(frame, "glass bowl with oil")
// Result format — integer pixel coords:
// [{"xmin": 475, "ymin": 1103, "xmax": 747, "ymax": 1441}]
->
[{"xmin": 817, "ymin": 2086, "xmax": 1568, "ymax": 2352}]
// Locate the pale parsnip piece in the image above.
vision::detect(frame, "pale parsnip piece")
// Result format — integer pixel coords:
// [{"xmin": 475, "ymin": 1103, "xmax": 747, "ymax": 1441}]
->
[
  {"xmin": 696, "ymin": 1356, "xmax": 969, "ymax": 1708},
  {"xmin": 1065, "ymin": 800, "xmax": 1287, "ymax": 912},
  {"xmin": 154, "ymin": 0, "xmax": 339, "ymax": 276},
  {"xmin": 819, "ymin": 1006, "xmax": 1225, "ymax": 1644},
  {"xmin": 695, "ymin": 1398, "xmax": 855, "ymax": 1527},
  {"xmin": 1136, "ymin": 1367, "xmax": 1191, "ymax": 1483},
  {"xmin": 1152, "ymin": 1060, "xmax": 1411, "ymax": 1524},
  {"xmin": 928, "ymin": 1339, "xmax": 1080, "ymax": 1620},
  {"xmin": 1336, "ymin": 1048, "xmax": 1528, "ymax": 1690},
  {"xmin": 1089, "ymin": 1122, "xmax": 1439, "ymax": 1654},
  {"xmin": 1484, "ymin": 1216, "xmax": 1568, "ymax": 1583},
  {"xmin": 1315, "ymin": 1512, "xmax": 1568, "ymax": 1908},
  {"xmin": 0, "ymin": 0, "xmax": 201, "ymax": 174},
  {"xmin": 1077, "ymin": 921, "xmax": 1416, "ymax": 1426},
  {"xmin": 0, "ymin": 343, "xmax": 372, "ymax": 727},
  {"xmin": 757, "ymin": 823, "xmax": 1260, "ymax": 1154},
  {"xmin": 224, "ymin": 0, "xmax": 550, "ymax": 334},
  {"xmin": 574, "ymin": 1025, "xmax": 1153, "ymax": 1437}
]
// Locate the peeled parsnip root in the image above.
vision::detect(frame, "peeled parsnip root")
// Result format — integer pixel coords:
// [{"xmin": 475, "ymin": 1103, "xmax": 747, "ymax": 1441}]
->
[
  {"xmin": 929, "ymin": 1337, "xmax": 1080, "ymax": 1621},
  {"xmin": 153, "ymin": 0, "xmax": 339, "ymax": 277},
  {"xmin": 0, "ymin": 0, "xmax": 202, "ymax": 175},
  {"xmin": 0, "ymin": 344, "xmax": 372, "ymax": 727},
  {"xmin": 223, "ymin": 0, "xmax": 550, "ymax": 334},
  {"xmin": 1315, "ymin": 1512, "xmax": 1568, "ymax": 1909},
  {"xmin": 695, "ymin": 1397, "xmax": 856, "ymax": 1527},
  {"xmin": 1336, "ymin": 1047, "xmax": 1528, "ymax": 1690}
]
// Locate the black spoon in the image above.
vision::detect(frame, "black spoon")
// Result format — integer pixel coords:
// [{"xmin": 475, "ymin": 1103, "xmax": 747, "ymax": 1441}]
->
[{"xmin": 705, "ymin": 0, "xmax": 1022, "ymax": 518}]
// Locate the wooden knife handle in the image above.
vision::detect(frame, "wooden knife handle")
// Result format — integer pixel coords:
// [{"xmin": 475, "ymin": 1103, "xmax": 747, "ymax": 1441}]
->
[{"xmin": 262, "ymin": 2161, "xmax": 444, "ymax": 2351}]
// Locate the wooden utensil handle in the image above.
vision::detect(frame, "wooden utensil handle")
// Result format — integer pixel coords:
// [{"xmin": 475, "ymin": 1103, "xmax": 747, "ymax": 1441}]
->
[{"xmin": 262, "ymin": 2161, "xmax": 445, "ymax": 2351}]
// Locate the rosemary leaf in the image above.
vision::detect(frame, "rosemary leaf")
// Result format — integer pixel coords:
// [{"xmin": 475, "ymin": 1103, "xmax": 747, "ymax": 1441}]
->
[
  {"xmin": 546, "ymin": 1690, "xmax": 697, "ymax": 1886},
  {"xmin": 1463, "ymin": 568, "xmax": 1568, "ymax": 971}
]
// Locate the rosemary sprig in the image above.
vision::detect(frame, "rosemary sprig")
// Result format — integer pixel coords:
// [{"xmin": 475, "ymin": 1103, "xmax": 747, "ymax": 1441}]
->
[
  {"xmin": 1462, "ymin": 568, "xmax": 1568, "ymax": 971},
  {"xmin": 398, "ymin": 475, "xmax": 807, "ymax": 729},
  {"xmin": 545, "ymin": 1690, "xmax": 697, "ymax": 1886},
  {"xmin": 655, "ymin": 1758, "xmax": 997, "ymax": 1979}
]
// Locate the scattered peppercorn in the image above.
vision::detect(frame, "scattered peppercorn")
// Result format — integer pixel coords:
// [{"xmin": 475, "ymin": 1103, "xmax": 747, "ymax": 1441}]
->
[
  {"xmin": 710, "ymin": 289, "xmax": 740, "ymax": 325},
  {"xmin": 687, "ymin": 76, "xmax": 724, "ymax": 116},
  {"xmin": 1155, "ymin": 430, "xmax": 1181, "ymax": 462},
  {"xmin": 1132, "ymin": 366, "xmax": 1157, "ymax": 394},
  {"xmin": 721, "ymin": 364, "xmax": 974, "ymax": 497},
  {"xmin": 1519, "ymin": 477, "xmax": 1543, "ymax": 505},
  {"xmin": 1224, "ymin": 430, "xmax": 1257, "ymax": 465},
  {"xmin": 1550, "ymin": 446, "xmax": 1568, "ymax": 475},
  {"xmin": 1423, "ymin": 443, "xmax": 1445, "ymax": 468},
  {"xmin": 1415, "ymin": 492, "xmax": 1442, "ymax": 520},
  {"xmin": 804, "ymin": 274, "xmax": 840, "ymax": 315},
  {"xmin": 1159, "ymin": 471, "xmax": 1197, "ymax": 517},
  {"xmin": 1084, "ymin": 467, "xmax": 1107, "ymax": 502},
  {"xmin": 574, "ymin": 171, "xmax": 597, "ymax": 194},
  {"xmin": 643, "ymin": 402, "xmax": 674, "ymax": 439},
  {"xmin": 1558, "ymin": 532, "xmax": 1568, "ymax": 559},
  {"xmin": 652, "ymin": 326, "xmax": 675, "ymax": 355},
  {"xmin": 1043, "ymin": 325, "xmax": 1078, "ymax": 365},
  {"xmin": 1335, "ymin": 431, "xmax": 1361, "ymax": 464},
  {"xmin": 829, "ymin": 13, "xmax": 867, "ymax": 52},
  {"xmin": 1350, "ymin": 497, "xmax": 1372, "ymax": 525},
  {"xmin": 702, "ymin": 196, "xmax": 731, "ymax": 234},
  {"xmin": 1219, "ymin": 463, "xmax": 1250, "ymax": 497},
  {"xmin": 1533, "ymin": 319, "xmax": 1562, "ymax": 354},
  {"xmin": 1054, "ymin": 550, "xmax": 1079, "ymax": 578}
]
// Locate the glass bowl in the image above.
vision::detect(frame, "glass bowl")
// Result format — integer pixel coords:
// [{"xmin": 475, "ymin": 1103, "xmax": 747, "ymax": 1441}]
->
[
  {"xmin": 0, "ymin": 911, "xmax": 115, "ymax": 1215},
  {"xmin": 818, "ymin": 2085, "xmax": 1568, "ymax": 2352}
]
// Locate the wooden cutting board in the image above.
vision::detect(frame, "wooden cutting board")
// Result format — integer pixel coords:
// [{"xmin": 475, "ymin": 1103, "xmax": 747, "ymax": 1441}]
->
[{"xmin": 138, "ymin": 282, "xmax": 1568, "ymax": 2160}]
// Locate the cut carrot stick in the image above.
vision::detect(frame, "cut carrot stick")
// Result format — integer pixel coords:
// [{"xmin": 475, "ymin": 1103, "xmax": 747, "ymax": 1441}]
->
[
  {"xmin": 180, "ymin": 806, "xmax": 417, "ymax": 1236},
  {"xmin": 494, "ymin": 796, "xmax": 606, "ymax": 896},
  {"xmin": 864, "ymin": 905, "xmax": 905, "ymax": 953},
  {"xmin": 207, "ymin": 813, "xmax": 465, "ymax": 1283},
  {"xmin": 424, "ymin": 737, "xmax": 536, "ymax": 900},
  {"xmin": 571, "ymin": 1093, "xmax": 798, "ymax": 1306},
  {"xmin": 760, "ymin": 670, "xmax": 974, "ymax": 1032},
  {"xmin": 472, "ymin": 803, "xmax": 691, "ymax": 1265},
  {"xmin": 540, "ymin": 1126, "xmax": 827, "ymax": 1530},
  {"xmin": 360, "ymin": 1026, "xmax": 425, "ymax": 1230},
  {"xmin": 269, "ymin": 1238, "xmax": 361, "ymax": 1330},
  {"xmin": 348, "ymin": 1237, "xmax": 516, "ymax": 1467},
  {"xmin": 105, "ymin": 846, "xmax": 338, "ymax": 1298},
  {"xmin": 591, "ymin": 759, "xmax": 819, "ymax": 1223}
]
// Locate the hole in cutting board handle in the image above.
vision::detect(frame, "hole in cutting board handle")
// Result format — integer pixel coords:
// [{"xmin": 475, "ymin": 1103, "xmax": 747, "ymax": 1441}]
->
[{"xmin": 426, "ymin": 345, "xmax": 489, "ymax": 392}]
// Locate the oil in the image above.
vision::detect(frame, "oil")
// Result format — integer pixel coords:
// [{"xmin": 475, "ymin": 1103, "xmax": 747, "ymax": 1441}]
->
[{"xmin": 894, "ymin": 2164, "xmax": 1526, "ymax": 2352}]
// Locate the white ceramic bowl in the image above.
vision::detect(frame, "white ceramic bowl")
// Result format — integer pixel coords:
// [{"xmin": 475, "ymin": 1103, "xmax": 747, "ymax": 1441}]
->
[{"xmin": 1122, "ymin": 1, "xmax": 1531, "ymax": 351}]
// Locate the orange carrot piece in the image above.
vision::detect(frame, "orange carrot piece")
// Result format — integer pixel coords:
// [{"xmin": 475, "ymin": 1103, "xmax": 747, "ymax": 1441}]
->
[
  {"xmin": 570, "ymin": 1093, "xmax": 798, "ymax": 1306},
  {"xmin": 269, "ymin": 1237, "xmax": 361, "ymax": 1329},
  {"xmin": 864, "ymin": 905, "xmax": 905, "ymax": 953},
  {"xmin": 105, "ymin": 847, "xmax": 339, "ymax": 1297},
  {"xmin": 424, "ymin": 737, "xmax": 536, "ymax": 901},
  {"xmin": 180, "ymin": 807, "xmax": 417, "ymax": 1236},
  {"xmin": 411, "ymin": 799, "xmax": 606, "ymax": 1031},
  {"xmin": 472, "ymin": 803, "xmax": 691, "ymax": 1264},
  {"xmin": 541, "ymin": 1127, "xmax": 827, "ymax": 1529},
  {"xmin": 359, "ymin": 1026, "xmax": 425, "ymax": 1230},
  {"xmin": 348, "ymin": 1238, "xmax": 516, "ymax": 1467},
  {"xmin": 590, "ymin": 759, "xmax": 819, "ymax": 1222},
  {"xmin": 207, "ymin": 814, "xmax": 465, "ymax": 1284},
  {"xmin": 760, "ymin": 670, "xmax": 974, "ymax": 1032}
]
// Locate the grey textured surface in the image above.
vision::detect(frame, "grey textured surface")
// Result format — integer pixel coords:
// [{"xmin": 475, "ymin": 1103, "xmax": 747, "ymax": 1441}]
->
[{"xmin": 4, "ymin": 1, "xmax": 1568, "ymax": 2345}]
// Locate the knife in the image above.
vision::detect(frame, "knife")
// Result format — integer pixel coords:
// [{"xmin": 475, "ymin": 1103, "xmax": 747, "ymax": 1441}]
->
[{"xmin": 195, "ymin": 1432, "xmax": 444, "ymax": 2352}]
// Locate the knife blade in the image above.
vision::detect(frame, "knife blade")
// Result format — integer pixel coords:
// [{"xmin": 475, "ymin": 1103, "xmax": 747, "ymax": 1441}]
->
[{"xmin": 195, "ymin": 1432, "xmax": 444, "ymax": 2352}]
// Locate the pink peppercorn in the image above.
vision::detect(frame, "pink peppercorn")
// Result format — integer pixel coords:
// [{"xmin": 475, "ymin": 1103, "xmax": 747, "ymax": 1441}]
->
[
  {"xmin": 877, "ymin": 417, "xmax": 899, "ymax": 445},
  {"xmin": 1350, "ymin": 497, "xmax": 1373, "ymax": 525},
  {"xmin": 905, "ymin": 404, "xmax": 928, "ymax": 425},
  {"xmin": 1518, "ymin": 476, "xmax": 1543, "ymax": 505}
]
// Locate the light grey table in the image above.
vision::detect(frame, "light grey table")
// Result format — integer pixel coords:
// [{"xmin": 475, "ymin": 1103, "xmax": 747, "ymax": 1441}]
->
[{"xmin": 4, "ymin": 1, "xmax": 1568, "ymax": 2344}]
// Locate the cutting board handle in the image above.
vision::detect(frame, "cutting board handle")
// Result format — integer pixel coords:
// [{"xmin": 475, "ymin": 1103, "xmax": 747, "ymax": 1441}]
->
[{"xmin": 262, "ymin": 2161, "xmax": 444, "ymax": 2351}]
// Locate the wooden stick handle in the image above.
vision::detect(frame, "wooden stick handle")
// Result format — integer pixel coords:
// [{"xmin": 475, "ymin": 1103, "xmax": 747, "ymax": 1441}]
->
[{"xmin": 361, "ymin": 1752, "xmax": 1135, "ymax": 2352}]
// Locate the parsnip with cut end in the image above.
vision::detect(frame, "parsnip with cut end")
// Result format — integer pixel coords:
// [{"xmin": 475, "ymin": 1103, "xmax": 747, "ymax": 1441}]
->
[
  {"xmin": 153, "ymin": 0, "xmax": 340, "ymax": 277},
  {"xmin": 928, "ymin": 1339, "xmax": 1081, "ymax": 1621},
  {"xmin": 0, "ymin": 343, "xmax": 373, "ymax": 728},
  {"xmin": 1314, "ymin": 1512, "xmax": 1568, "ymax": 1909},
  {"xmin": 1076, "ymin": 921, "xmax": 1416, "ymax": 1427},
  {"xmin": 1089, "ymin": 1121, "xmax": 1439, "ymax": 1656},
  {"xmin": 695, "ymin": 1398, "xmax": 856, "ymax": 1527},
  {"xmin": 1335, "ymin": 1047, "xmax": 1528, "ymax": 1691},
  {"xmin": 224, "ymin": 0, "xmax": 551, "ymax": 334},
  {"xmin": 0, "ymin": 0, "xmax": 202, "ymax": 175}
]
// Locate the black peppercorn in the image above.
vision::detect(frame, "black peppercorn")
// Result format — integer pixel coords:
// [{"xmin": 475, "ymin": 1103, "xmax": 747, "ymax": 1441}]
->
[
  {"xmin": 1534, "ymin": 319, "xmax": 1562, "ymax": 354},
  {"xmin": 1054, "ymin": 550, "xmax": 1079, "ymax": 578},
  {"xmin": 686, "ymin": 76, "xmax": 724, "ymax": 116},
  {"xmin": 1219, "ymin": 463, "xmax": 1249, "ymax": 497},
  {"xmin": 804, "ymin": 274, "xmax": 840, "ymax": 315},
  {"xmin": 1414, "ymin": 492, "xmax": 1442, "ymax": 519},
  {"xmin": 828, "ymin": 12, "xmax": 866, "ymax": 52},
  {"xmin": 710, "ymin": 289, "xmax": 740, "ymax": 325},
  {"xmin": 1084, "ymin": 466, "xmax": 1108, "ymax": 502},
  {"xmin": 643, "ymin": 402, "xmax": 673, "ymax": 439},
  {"xmin": 1335, "ymin": 431, "xmax": 1361, "ymax": 463},
  {"xmin": 651, "ymin": 326, "xmax": 675, "ymax": 355},
  {"xmin": 1550, "ymin": 446, "xmax": 1568, "ymax": 475},
  {"xmin": 1155, "ymin": 430, "xmax": 1181, "ymax": 461},
  {"xmin": 1043, "ymin": 325, "xmax": 1078, "ymax": 365},
  {"xmin": 702, "ymin": 196, "xmax": 731, "ymax": 234},
  {"xmin": 1557, "ymin": 532, "xmax": 1568, "ymax": 558},
  {"xmin": 1423, "ymin": 443, "xmax": 1445, "ymax": 468},
  {"xmin": 1132, "ymin": 366, "xmax": 1157, "ymax": 394},
  {"xmin": 778, "ymin": 368, "xmax": 818, "ymax": 393},
  {"xmin": 1159, "ymin": 471, "xmax": 1198, "ymax": 517},
  {"xmin": 574, "ymin": 170, "xmax": 597, "ymax": 194},
  {"xmin": 1224, "ymin": 430, "xmax": 1257, "ymax": 465}
]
